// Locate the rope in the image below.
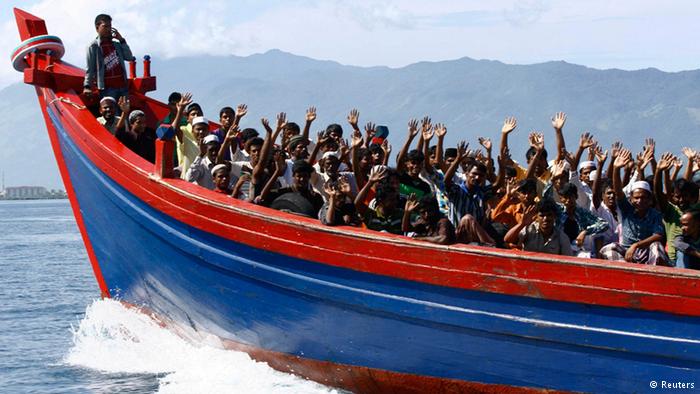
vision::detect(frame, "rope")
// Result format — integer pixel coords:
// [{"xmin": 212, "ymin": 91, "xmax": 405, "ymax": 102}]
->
[{"xmin": 49, "ymin": 97, "xmax": 86, "ymax": 110}]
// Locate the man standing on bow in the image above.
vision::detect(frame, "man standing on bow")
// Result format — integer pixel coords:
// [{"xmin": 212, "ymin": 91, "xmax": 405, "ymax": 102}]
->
[{"xmin": 83, "ymin": 14, "xmax": 133, "ymax": 102}]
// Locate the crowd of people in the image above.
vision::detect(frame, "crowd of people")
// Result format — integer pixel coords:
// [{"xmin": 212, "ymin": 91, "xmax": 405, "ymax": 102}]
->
[{"xmin": 83, "ymin": 14, "xmax": 700, "ymax": 270}]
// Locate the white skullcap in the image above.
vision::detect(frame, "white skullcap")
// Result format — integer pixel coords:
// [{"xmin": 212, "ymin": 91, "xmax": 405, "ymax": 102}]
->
[
  {"xmin": 578, "ymin": 160, "xmax": 596, "ymax": 172},
  {"xmin": 589, "ymin": 169, "xmax": 598, "ymax": 181},
  {"xmin": 631, "ymin": 181, "xmax": 651, "ymax": 193},
  {"xmin": 210, "ymin": 164, "xmax": 228, "ymax": 176},
  {"xmin": 99, "ymin": 96, "xmax": 116, "ymax": 104},
  {"xmin": 192, "ymin": 116, "xmax": 208, "ymax": 126},
  {"xmin": 322, "ymin": 151, "xmax": 339, "ymax": 160},
  {"xmin": 203, "ymin": 134, "xmax": 220, "ymax": 145}
]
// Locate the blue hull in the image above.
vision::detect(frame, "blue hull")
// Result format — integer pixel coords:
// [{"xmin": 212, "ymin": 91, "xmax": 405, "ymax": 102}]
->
[{"xmin": 50, "ymin": 106, "xmax": 700, "ymax": 393}]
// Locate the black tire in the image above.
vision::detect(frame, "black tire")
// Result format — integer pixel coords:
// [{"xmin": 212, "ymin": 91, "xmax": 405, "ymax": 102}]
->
[{"xmin": 270, "ymin": 192, "xmax": 317, "ymax": 218}]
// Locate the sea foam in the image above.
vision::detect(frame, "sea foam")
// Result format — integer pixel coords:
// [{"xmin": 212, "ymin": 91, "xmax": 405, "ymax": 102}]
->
[{"xmin": 64, "ymin": 299, "xmax": 339, "ymax": 394}]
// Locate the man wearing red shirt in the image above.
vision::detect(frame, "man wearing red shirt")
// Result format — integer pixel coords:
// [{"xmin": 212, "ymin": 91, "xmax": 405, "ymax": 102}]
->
[{"xmin": 83, "ymin": 14, "xmax": 133, "ymax": 102}]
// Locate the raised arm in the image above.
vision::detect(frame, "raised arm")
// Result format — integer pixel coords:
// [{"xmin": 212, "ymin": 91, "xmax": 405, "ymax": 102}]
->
[
  {"xmin": 444, "ymin": 141, "xmax": 468, "ymax": 188},
  {"xmin": 217, "ymin": 125, "xmax": 240, "ymax": 164},
  {"xmin": 434, "ymin": 123, "xmax": 447, "ymax": 171},
  {"xmin": 350, "ymin": 129, "xmax": 366, "ymax": 188},
  {"xmin": 363, "ymin": 122, "xmax": 375, "ymax": 149},
  {"xmin": 396, "ymin": 119, "xmax": 419, "ymax": 172},
  {"xmin": 381, "ymin": 139, "xmax": 391, "ymax": 166},
  {"xmin": 415, "ymin": 116, "xmax": 431, "ymax": 155},
  {"xmin": 571, "ymin": 132, "xmax": 595, "ymax": 172},
  {"xmin": 171, "ymin": 92, "xmax": 192, "ymax": 142},
  {"xmin": 682, "ymin": 147, "xmax": 698, "ymax": 181},
  {"xmin": 301, "ymin": 106, "xmax": 316, "ymax": 142},
  {"xmin": 257, "ymin": 152, "xmax": 285, "ymax": 204},
  {"xmin": 654, "ymin": 152, "xmax": 675, "ymax": 211},
  {"xmin": 253, "ymin": 113, "xmax": 285, "ymax": 179},
  {"xmin": 422, "ymin": 124, "xmax": 435, "ymax": 174},
  {"xmin": 234, "ymin": 104, "xmax": 248, "ymax": 128},
  {"xmin": 503, "ymin": 204, "xmax": 537, "ymax": 246},
  {"xmin": 551, "ymin": 112, "xmax": 567, "ymax": 161},
  {"xmin": 525, "ymin": 132, "xmax": 545, "ymax": 179},
  {"xmin": 612, "ymin": 148, "xmax": 632, "ymax": 202},
  {"xmin": 478, "ymin": 136, "xmax": 494, "ymax": 182},
  {"xmin": 498, "ymin": 116, "xmax": 517, "ymax": 157},
  {"xmin": 115, "ymin": 96, "xmax": 130, "ymax": 132},
  {"xmin": 402, "ymin": 194, "xmax": 419, "ymax": 233},
  {"xmin": 670, "ymin": 156, "xmax": 683, "ymax": 183},
  {"xmin": 354, "ymin": 166, "xmax": 387, "ymax": 211},
  {"xmin": 591, "ymin": 146, "xmax": 608, "ymax": 209}
]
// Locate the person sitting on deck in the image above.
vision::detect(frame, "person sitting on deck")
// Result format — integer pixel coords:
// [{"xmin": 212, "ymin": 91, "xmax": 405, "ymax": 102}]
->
[
  {"xmin": 361, "ymin": 179, "xmax": 404, "ymax": 235},
  {"xmin": 185, "ymin": 134, "xmax": 221, "ymax": 190},
  {"xmin": 402, "ymin": 194, "xmax": 456, "ymax": 245},
  {"xmin": 319, "ymin": 177, "xmax": 361, "ymax": 227},
  {"xmin": 554, "ymin": 183, "xmax": 609, "ymax": 257},
  {"xmin": 599, "ymin": 148, "xmax": 671, "ymax": 266},
  {"xmin": 395, "ymin": 118, "xmax": 433, "ymax": 201},
  {"xmin": 490, "ymin": 178, "xmax": 538, "ymax": 246},
  {"xmin": 654, "ymin": 152, "xmax": 700, "ymax": 264},
  {"xmin": 674, "ymin": 209, "xmax": 700, "ymax": 270},
  {"xmin": 115, "ymin": 109, "xmax": 156, "ymax": 164},
  {"xmin": 211, "ymin": 164, "xmax": 233, "ymax": 195},
  {"xmin": 504, "ymin": 199, "xmax": 573, "ymax": 256},
  {"xmin": 83, "ymin": 14, "xmax": 133, "ymax": 102},
  {"xmin": 96, "ymin": 96, "xmax": 127, "ymax": 135},
  {"xmin": 259, "ymin": 159, "xmax": 324, "ymax": 217},
  {"xmin": 212, "ymin": 104, "xmax": 247, "ymax": 162}
]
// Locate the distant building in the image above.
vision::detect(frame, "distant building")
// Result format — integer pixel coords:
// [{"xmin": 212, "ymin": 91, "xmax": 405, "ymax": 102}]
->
[{"xmin": 4, "ymin": 186, "xmax": 49, "ymax": 199}]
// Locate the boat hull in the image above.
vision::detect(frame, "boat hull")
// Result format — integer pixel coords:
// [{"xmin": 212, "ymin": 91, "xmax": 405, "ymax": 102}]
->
[{"xmin": 41, "ymin": 98, "xmax": 700, "ymax": 393}]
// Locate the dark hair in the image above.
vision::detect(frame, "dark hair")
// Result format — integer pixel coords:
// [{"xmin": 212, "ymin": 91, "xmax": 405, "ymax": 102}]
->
[
  {"xmin": 357, "ymin": 147, "xmax": 371, "ymax": 159},
  {"xmin": 504, "ymin": 166, "xmax": 517, "ymax": 178},
  {"xmin": 558, "ymin": 182, "xmax": 578, "ymax": 198},
  {"xmin": 186, "ymin": 103, "xmax": 203, "ymax": 115},
  {"xmin": 219, "ymin": 106, "xmax": 234, "ymax": 118},
  {"xmin": 368, "ymin": 144, "xmax": 384, "ymax": 156},
  {"xmin": 94, "ymin": 14, "xmax": 112, "ymax": 28},
  {"xmin": 675, "ymin": 178, "xmax": 700, "ymax": 198},
  {"xmin": 167, "ymin": 92, "xmax": 181, "ymax": 105},
  {"xmin": 429, "ymin": 146, "xmax": 437, "ymax": 156},
  {"xmin": 468, "ymin": 162, "xmax": 488, "ymax": 174},
  {"xmin": 537, "ymin": 199, "xmax": 558, "ymax": 215},
  {"xmin": 516, "ymin": 179, "xmax": 537, "ymax": 194},
  {"xmin": 325, "ymin": 124, "xmax": 343, "ymax": 137},
  {"xmin": 284, "ymin": 122, "xmax": 300, "ymax": 135},
  {"xmin": 600, "ymin": 178, "xmax": 613, "ymax": 191},
  {"xmin": 686, "ymin": 208, "xmax": 700, "ymax": 221},
  {"xmin": 526, "ymin": 147, "xmax": 547, "ymax": 162},
  {"xmin": 292, "ymin": 160, "xmax": 313, "ymax": 175},
  {"xmin": 245, "ymin": 137, "xmax": 264, "ymax": 151},
  {"xmin": 240, "ymin": 128, "xmax": 259, "ymax": 143},
  {"xmin": 406, "ymin": 149, "xmax": 425, "ymax": 163},
  {"xmin": 444, "ymin": 148, "xmax": 458, "ymax": 159},
  {"xmin": 419, "ymin": 195, "xmax": 439, "ymax": 217},
  {"xmin": 375, "ymin": 180, "xmax": 397, "ymax": 203}
]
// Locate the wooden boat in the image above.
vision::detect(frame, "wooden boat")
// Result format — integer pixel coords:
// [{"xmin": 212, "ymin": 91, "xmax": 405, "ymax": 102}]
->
[{"xmin": 12, "ymin": 8, "xmax": 700, "ymax": 393}]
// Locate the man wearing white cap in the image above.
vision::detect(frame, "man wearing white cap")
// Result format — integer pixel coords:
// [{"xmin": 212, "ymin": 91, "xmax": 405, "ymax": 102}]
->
[
  {"xmin": 599, "ymin": 149, "xmax": 670, "ymax": 266},
  {"xmin": 185, "ymin": 134, "xmax": 220, "ymax": 190},
  {"xmin": 115, "ymin": 109, "xmax": 156, "ymax": 163},
  {"xmin": 96, "ymin": 96, "xmax": 128, "ymax": 135}
]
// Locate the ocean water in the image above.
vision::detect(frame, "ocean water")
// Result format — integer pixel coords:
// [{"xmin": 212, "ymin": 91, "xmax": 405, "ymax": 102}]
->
[{"xmin": 0, "ymin": 200, "xmax": 338, "ymax": 393}]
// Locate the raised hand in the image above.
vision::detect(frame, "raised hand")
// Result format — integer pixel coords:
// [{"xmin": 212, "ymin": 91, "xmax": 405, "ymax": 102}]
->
[
  {"xmin": 118, "ymin": 95, "xmax": 130, "ymax": 114},
  {"xmin": 339, "ymin": 138, "xmax": 350, "ymax": 158},
  {"xmin": 368, "ymin": 165, "xmax": 388, "ymax": 183},
  {"xmin": 657, "ymin": 152, "xmax": 676, "ymax": 171},
  {"xmin": 551, "ymin": 160, "xmax": 568, "ymax": 178},
  {"xmin": 176, "ymin": 92, "xmax": 193, "ymax": 112},
  {"xmin": 422, "ymin": 124, "xmax": 434, "ymax": 141},
  {"xmin": 498, "ymin": 147, "xmax": 512, "ymax": 166},
  {"xmin": 673, "ymin": 157, "xmax": 684, "ymax": 170},
  {"xmin": 381, "ymin": 139, "xmax": 392, "ymax": 155},
  {"xmin": 640, "ymin": 148, "xmax": 655, "ymax": 169},
  {"xmin": 405, "ymin": 193, "xmax": 419, "ymax": 212},
  {"xmin": 434, "ymin": 123, "xmax": 447, "ymax": 138},
  {"xmin": 594, "ymin": 145, "xmax": 608, "ymax": 163},
  {"xmin": 225, "ymin": 125, "xmax": 240, "ymax": 142},
  {"xmin": 522, "ymin": 204, "xmax": 537, "ymax": 224},
  {"xmin": 261, "ymin": 117, "xmax": 272, "ymax": 132},
  {"xmin": 644, "ymin": 138, "xmax": 656, "ymax": 157},
  {"xmin": 407, "ymin": 119, "xmax": 419, "ymax": 138},
  {"xmin": 306, "ymin": 106, "xmax": 317, "ymax": 123},
  {"xmin": 682, "ymin": 147, "xmax": 697, "ymax": 159},
  {"xmin": 347, "ymin": 108, "xmax": 360, "ymax": 129},
  {"xmin": 364, "ymin": 122, "xmax": 376, "ymax": 141},
  {"xmin": 579, "ymin": 132, "xmax": 595, "ymax": 149},
  {"xmin": 551, "ymin": 112, "xmax": 566, "ymax": 130},
  {"xmin": 528, "ymin": 131, "xmax": 544, "ymax": 151},
  {"xmin": 235, "ymin": 104, "xmax": 248, "ymax": 119},
  {"xmin": 478, "ymin": 136, "xmax": 492, "ymax": 152},
  {"xmin": 316, "ymin": 130, "xmax": 330, "ymax": 146},
  {"xmin": 501, "ymin": 116, "xmax": 517, "ymax": 134},
  {"xmin": 456, "ymin": 140, "xmax": 469, "ymax": 159},
  {"xmin": 351, "ymin": 129, "xmax": 364, "ymax": 148},
  {"xmin": 276, "ymin": 112, "xmax": 287, "ymax": 130},
  {"xmin": 613, "ymin": 148, "xmax": 632, "ymax": 169},
  {"xmin": 611, "ymin": 141, "xmax": 623, "ymax": 159},
  {"xmin": 420, "ymin": 116, "xmax": 432, "ymax": 134}
]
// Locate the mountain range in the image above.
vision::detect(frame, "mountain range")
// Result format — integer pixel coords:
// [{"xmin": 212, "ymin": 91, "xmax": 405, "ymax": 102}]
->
[{"xmin": 2, "ymin": 49, "xmax": 699, "ymax": 189}]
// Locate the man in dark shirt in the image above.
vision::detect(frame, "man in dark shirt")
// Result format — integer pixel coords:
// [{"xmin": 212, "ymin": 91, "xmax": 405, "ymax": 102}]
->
[
  {"xmin": 264, "ymin": 160, "xmax": 324, "ymax": 217},
  {"xmin": 117, "ymin": 110, "xmax": 156, "ymax": 163},
  {"xmin": 675, "ymin": 209, "xmax": 700, "ymax": 270},
  {"xmin": 403, "ymin": 194, "xmax": 456, "ymax": 245}
]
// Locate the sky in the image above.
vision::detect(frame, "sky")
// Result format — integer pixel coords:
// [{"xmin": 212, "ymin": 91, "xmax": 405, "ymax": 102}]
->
[{"xmin": 2, "ymin": 0, "xmax": 700, "ymax": 90}]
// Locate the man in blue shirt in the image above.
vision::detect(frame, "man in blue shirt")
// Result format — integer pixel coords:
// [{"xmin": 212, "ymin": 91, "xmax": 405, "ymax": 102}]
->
[{"xmin": 599, "ymin": 148, "xmax": 670, "ymax": 266}]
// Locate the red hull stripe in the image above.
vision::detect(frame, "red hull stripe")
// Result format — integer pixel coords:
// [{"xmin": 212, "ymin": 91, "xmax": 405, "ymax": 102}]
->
[
  {"xmin": 40, "ymin": 90, "xmax": 110, "ymax": 297},
  {"xmin": 42, "ymin": 85, "xmax": 700, "ymax": 317}
]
